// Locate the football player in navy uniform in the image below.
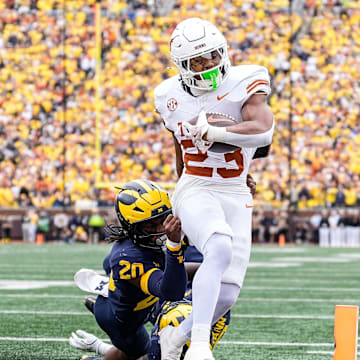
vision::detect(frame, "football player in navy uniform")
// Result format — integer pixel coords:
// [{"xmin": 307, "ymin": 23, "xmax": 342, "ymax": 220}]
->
[
  {"xmin": 70, "ymin": 244, "xmax": 231, "ymax": 360},
  {"xmin": 71, "ymin": 179, "xmax": 187, "ymax": 360}
]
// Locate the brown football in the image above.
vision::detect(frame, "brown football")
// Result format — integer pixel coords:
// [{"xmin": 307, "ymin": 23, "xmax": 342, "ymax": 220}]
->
[{"xmin": 206, "ymin": 112, "xmax": 239, "ymax": 153}]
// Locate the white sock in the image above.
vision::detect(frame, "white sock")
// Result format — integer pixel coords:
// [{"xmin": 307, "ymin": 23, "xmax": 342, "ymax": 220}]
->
[
  {"xmin": 178, "ymin": 283, "xmax": 240, "ymax": 342},
  {"xmin": 212, "ymin": 282, "xmax": 240, "ymax": 322},
  {"xmin": 192, "ymin": 233, "xmax": 232, "ymax": 325},
  {"xmin": 178, "ymin": 233, "xmax": 232, "ymax": 340}
]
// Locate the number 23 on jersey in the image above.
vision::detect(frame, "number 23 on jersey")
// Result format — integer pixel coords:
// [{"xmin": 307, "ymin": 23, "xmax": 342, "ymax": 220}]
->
[{"xmin": 178, "ymin": 122, "xmax": 244, "ymax": 178}]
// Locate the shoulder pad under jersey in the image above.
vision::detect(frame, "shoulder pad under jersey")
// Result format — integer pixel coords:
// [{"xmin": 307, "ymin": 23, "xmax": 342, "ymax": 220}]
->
[
  {"xmin": 154, "ymin": 75, "xmax": 181, "ymax": 121},
  {"xmin": 226, "ymin": 65, "xmax": 271, "ymax": 104}
]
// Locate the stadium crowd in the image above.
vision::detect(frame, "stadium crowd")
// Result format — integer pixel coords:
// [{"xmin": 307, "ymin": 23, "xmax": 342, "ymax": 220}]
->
[{"xmin": 0, "ymin": 0, "xmax": 359, "ymax": 210}]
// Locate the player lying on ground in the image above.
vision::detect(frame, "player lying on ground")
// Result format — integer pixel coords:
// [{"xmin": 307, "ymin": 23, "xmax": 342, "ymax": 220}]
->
[{"xmin": 70, "ymin": 244, "xmax": 231, "ymax": 360}]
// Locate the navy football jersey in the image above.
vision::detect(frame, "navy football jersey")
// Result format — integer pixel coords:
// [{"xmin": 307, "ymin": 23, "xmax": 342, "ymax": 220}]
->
[{"xmin": 108, "ymin": 239, "xmax": 165, "ymax": 328}]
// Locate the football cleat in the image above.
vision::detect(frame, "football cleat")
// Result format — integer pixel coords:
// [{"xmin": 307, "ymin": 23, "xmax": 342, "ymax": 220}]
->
[
  {"xmin": 81, "ymin": 356, "xmax": 103, "ymax": 360},
  {"xmin": 83, "ymin": 296, "xmax": 96, "ymax": 314},
  {"xmin": 74, "ymin": 269, "xmax": 109, "ymax": 297},
  {"xmin": 183, "ymin": 342, "xmax": 214, "ymax": 360},
  {"xmin": 159, "ymin": 325, "xmax": 187, "ymax": 360}
]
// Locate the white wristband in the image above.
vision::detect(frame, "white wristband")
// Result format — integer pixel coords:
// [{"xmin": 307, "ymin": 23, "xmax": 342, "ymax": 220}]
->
[
  {"xmin": 206, "ymin": 126, "xmax": 226, "ymax": 142},
  {"xmin": 166, "ymin": 239, "xmax": 181, "ymax": 250}
]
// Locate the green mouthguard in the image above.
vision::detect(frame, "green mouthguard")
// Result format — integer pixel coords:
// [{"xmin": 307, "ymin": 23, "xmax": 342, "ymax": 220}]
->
[{"xmin": 202, "ymin": 68, "xmax": 219, "ymax": 90}]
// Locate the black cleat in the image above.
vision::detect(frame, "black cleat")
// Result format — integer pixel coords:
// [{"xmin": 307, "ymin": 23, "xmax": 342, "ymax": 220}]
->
[{"xmin": 83, "ymin": 296, "xmax": 96, "ymax": 314}]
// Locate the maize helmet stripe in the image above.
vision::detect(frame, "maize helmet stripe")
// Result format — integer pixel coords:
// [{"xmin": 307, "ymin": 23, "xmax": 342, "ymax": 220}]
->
[
  {"xmin": 124, "ymin": 179, "xmax": 154, "ymax": 195},
  {"xmin": 115, "ymin": 179, "xmax": 171, "ymax": 225},
  {"xmin": 117, "ymin": 193, "xmax": 138, "ymax": 205}
]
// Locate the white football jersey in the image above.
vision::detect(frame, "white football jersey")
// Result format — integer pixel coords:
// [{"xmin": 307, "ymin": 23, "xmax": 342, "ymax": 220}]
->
[{"xmin": 154, "ymin": 65, "xmax": 271, "ymax": 192}]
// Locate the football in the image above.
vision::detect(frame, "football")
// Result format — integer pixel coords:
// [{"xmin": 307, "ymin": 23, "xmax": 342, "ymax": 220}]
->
[{"xmin": 205, "ymin": 112, "xmax": 239, "ymax": 153}]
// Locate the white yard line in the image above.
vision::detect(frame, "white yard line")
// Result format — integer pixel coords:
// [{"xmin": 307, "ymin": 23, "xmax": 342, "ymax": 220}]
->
[
  {"xmin": 0, "ymin": 310, "xmax": 354, "ymax": 320},
  {"xmin": 245, "ymin": 286, "xmax": 360, "ymax": 292},
  {"xmin": 0, "ymin": 337, "xmax": 336, "ymax": 348},
  {"xmin": 0, "ymin": 294, "xmax": 359, "ymax": 304},
  {"xmin": 0, "ymin": 294, "xmax": 84, "ymax": 299},
  {"xmin": 1, "ymin": 337, "xmax": 358, "ymax": 350},
  {"xmin": 218, "ymin": 341, "xmax": 335, "ymax": 347},
  {"xmin": 231, "ymin": 314, "xmax": 335, "ymax": 319},
  {"xmin": 239, "ymin": 297, "xmax": 360, "ymax": 303},
  {"xmin": 0, "ymin": 310, "xmax": 88, "ymax": 315},
  {"xmin": 245, "ymin": 278, "xmax": 360, "ymax": 285}
]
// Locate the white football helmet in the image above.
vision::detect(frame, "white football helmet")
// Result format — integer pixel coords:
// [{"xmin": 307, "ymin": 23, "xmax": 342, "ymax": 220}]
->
[{"xmin": 170, "ymin": 18, "xmax": 230, "ymax": 91}]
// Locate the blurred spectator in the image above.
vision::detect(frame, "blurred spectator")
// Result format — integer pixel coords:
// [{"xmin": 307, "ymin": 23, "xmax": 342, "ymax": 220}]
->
[
  {"xmin": 1, "ymin": 216, "xmax": 12, "ymax": 242},
  {"xmin": 21, "ymin": 208, "xmax": 37, "ymax": 243},
  {"xmin": 309, "ymin": 210, "xmax": 322, "ymax": 244},
  {"xmin": 53, "ymin": 212, "xmax": 70, "ymax": 240},
  {"xmin": 87, "ymin": 209, "xmax": 105, "ymax": 243},
  {"xmin": 37, "ymin": 210, "xmax": 51, "ymax": 242},
  {"xmin": 252, "ymin": 210, "xmax": 265, "ymax": 243}
]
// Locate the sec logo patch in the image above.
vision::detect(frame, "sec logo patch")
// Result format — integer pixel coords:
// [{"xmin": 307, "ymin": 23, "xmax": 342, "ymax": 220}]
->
[{"xmin": 167, "ymin": 98, "xmax": 178, "ymax": 111}]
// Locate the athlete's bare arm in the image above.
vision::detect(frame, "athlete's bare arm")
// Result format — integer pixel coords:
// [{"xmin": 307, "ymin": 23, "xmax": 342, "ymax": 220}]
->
[{"xmin": 203, "ymin": 94, "xmax": 273, "ymax": 140}]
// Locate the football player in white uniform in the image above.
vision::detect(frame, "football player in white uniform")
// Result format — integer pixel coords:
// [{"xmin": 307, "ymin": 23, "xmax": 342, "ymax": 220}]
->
[{"xmin": 154, "ymin": 18, "xmax": 274, "ymax": 360}]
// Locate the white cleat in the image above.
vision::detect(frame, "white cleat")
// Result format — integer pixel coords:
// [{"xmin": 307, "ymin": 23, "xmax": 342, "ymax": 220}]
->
[
  {"xmin": 183, "ymin": 342, "xmax": 215, "ymax": 360},
  {"xmin": 159, "ymin": 325, "xmax": 187, "ymax": 360},
  {"xmin": 74, "ymin": 269, "xmax": 109, "ymax": 297}
]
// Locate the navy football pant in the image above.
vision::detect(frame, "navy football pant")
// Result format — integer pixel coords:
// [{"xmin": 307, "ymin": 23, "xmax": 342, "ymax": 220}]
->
[{"xmin": 94, "ymin": 295, "xmax": 150, "ymax": 358}]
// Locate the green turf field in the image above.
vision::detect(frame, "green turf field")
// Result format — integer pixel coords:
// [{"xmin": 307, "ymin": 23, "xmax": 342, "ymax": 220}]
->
[{"xmin": 0, "ymin": 243, "xmax": 359, "ymax": 360}]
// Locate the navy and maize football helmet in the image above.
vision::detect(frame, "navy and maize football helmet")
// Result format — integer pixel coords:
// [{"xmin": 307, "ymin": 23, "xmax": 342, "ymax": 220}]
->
[{"xmin": 111, "ymin": 179, "xmax": 172, "ymax": 250}]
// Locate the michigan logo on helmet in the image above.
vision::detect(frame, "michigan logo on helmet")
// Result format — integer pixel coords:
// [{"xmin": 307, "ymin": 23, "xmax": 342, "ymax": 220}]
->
[
  {"xmin": 106, "ymin": 179, "xmax": 172, "ymax": 250},
  {"xmin": 169, "ymin": 18, "xmax": 230, "ymax": 91}
]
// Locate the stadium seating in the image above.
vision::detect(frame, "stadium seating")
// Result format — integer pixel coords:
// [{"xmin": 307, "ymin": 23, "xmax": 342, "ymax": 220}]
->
[{"xmin": 0, "ymin": 0, "xmax": 359, "ymax": 209}]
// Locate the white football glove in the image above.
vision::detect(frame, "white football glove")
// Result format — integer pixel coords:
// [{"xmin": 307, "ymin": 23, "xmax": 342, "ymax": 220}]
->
[
  {"xmin": 182, "ymin": 111, "xmax": 213, "ymax": 153},
  {"xmin": 69, "ymin": 330, "xmax": 102, "ymax": 353},
  {"xmin": 74, "ymin": 268, "xmax": 109, "ymax": 297}
]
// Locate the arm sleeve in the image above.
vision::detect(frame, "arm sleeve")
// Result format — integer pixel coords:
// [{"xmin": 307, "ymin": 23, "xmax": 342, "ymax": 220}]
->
[
  {"xmin": 140, "ymin": 245, "xmax": 187, "ymax": 301},
  {"xmin": 223, "ymin": 121, "xmax": 274, "ymax": 147},
  {"xmin": 207, "ymin": 120, "xmax": 274, "ymax": 148}
]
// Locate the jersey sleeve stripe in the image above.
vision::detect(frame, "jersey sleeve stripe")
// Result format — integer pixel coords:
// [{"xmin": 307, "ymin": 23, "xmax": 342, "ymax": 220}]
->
[
  {"xmin": 246, "ymin": 79, "xmax": 270, "ymax": 90},
  {"xmin": 247, "ymin": 81, "xmax": 270, "ymax": 94},
  {"xmin": 140, "ymin": 268, "xmax": 161, "ymax": 295}
]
